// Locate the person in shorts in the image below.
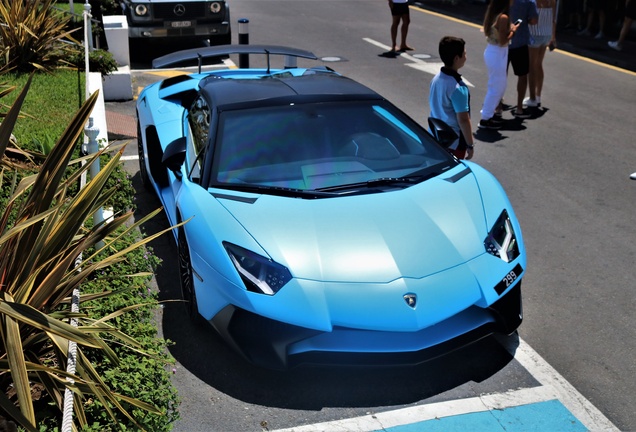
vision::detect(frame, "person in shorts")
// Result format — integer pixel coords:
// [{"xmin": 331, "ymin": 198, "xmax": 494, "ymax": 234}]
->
[
  {"xmin": 526, "ymin": 0, "xmax": 557, "ymax": 108},
  {"xmin": 509, "ymin": 0, "xmax": 538, "ymax": 118},
  {"xmin": 388, "ymin": 0, "xmax": 413, "ymax": 52}
]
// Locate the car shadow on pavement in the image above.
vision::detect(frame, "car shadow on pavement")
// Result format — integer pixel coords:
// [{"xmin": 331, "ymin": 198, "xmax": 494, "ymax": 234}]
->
[{"xmin": 131, "ymin": 170, "xmax": 526, "ymax": 411}]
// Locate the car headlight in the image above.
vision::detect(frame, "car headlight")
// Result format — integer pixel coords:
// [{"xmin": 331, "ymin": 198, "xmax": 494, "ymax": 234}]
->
[
  {"xmin": 224, "ymin": 243, "xmax": 292, "ymax": 295},
  {"xmin": 209, "ymin": 2, "xmax": 222, "ymax": 13},
  {"xmin": 134, "ymin": 4, "xmax": 148, "ymax": 16},
  {"xmin": 484, "ymin": 210, "xmax": 520, "ymax": 263}
]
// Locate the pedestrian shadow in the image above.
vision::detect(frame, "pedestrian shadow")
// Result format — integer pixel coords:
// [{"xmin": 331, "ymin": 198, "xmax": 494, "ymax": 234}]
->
[
  {"xmin": 528, "ymin": 107, "xmax": 548, "ymax": 119},
  {"xmin": 508, "ymin": 106, "xmax": 549, "ymax": 121},
  {"xmin": 474, "ymin": 129, "xmax": 508, "ymax": 143},
  {"xmin": 498, "ymin": 118, "xmax": 529, "ymax": 132},
  {"xmin": 473, "ymin": 120, "xmax": 529, "ymax": 142},
  {"xmin": 378, "ymin": 51, "xmax": 399, "ymax": 58}
]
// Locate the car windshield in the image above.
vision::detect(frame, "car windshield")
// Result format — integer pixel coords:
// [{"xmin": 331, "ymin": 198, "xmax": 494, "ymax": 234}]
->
[{"xmin": 210, "ymin": 100, "xmax": 457, "ymax": 194}]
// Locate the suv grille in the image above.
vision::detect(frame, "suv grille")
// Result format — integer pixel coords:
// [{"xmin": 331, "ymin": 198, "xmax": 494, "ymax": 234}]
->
[
  {"xmin": 153, "ymin": 3, "xmax": 215, "ymax": 20},
  {"xmin": 152, "ymin": 2, "xmax": 225, "ymax": 21}
]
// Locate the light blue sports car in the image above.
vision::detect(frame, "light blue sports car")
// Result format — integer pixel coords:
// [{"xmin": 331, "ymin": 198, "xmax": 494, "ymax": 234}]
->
[{"xmin": 136, "ymin": 45, "xmax": 526, "ymax": 369}]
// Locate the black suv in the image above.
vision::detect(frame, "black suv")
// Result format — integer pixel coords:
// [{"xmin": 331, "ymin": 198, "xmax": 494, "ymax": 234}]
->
[{"xmin": 120, "ymin": 0, "xmax": 231, "ymax": 45}]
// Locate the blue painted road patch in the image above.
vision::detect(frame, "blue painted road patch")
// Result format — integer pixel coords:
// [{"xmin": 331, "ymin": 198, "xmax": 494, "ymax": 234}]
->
[{"xmin": 380, "ymin": 400, "xmax": 587, "ymax": 432}]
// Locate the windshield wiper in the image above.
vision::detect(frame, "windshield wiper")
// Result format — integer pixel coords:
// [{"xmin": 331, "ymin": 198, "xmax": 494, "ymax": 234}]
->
[
  {"xmin": 366, "ymin": 176, "xmax": 420, "ymax": 186},
  {"xmin": 216, "ymin": 183, "xmax": 335, "ymax": 198},
  {"xmin": 315, "ymin": 174, "xmax": 432, "ymax": 192}
]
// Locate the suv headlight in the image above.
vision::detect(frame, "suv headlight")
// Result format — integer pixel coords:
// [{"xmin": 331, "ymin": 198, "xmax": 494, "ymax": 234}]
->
[
  {"xmin": 484, "ymin": 210, "xmax": 520, "ymax": 263},
  {"xmin": 134, "ymin": 4, "xmax": 148, "ymax": 16},
  {"xmin": 209, "ymin": 2, "xmax": 222, "ymax": 13},
  {"xmin": 224, "ymin": 243, "xmax": 292, "ymax": 295}
]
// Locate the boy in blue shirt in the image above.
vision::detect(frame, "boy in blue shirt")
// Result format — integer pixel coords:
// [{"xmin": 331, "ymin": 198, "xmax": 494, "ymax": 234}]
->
[{"xmin": 429, "ymin": 36, "xmax": 475, "ymax": 160}]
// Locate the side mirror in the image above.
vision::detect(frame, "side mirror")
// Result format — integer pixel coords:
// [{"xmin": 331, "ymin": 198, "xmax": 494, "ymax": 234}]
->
[
  {"xmin": 162, "ymin": 137, "xmax": 187, "ymax": 175},
  {"xmin": 428, "ymin": 117, "xmax": 458, "ymax": 148}
]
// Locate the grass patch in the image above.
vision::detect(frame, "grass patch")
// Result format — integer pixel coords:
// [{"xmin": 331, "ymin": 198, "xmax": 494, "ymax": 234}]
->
[
  {"xmin": 3, "ymin": 70, "xmax": 86, "ymax": 151},
  {"xmin": 53, "ymin": 0, "xmax": 85, "ymax": 18}
]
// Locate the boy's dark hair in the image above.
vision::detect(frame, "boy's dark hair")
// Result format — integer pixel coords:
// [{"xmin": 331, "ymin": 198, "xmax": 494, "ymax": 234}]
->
[{"xmin": 438, "ymin": 36, "xmax": 466, "ymax": 68}]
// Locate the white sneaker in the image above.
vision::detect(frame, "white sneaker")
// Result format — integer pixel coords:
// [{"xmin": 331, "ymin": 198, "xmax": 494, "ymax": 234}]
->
[
  {"xmin": 523, "ymin": 97, "xmax": 539, "ymax": 107},
  {"xmin": 631, "ymin": 172, "xmax": 636, "ymax": 180},
  {"xmin": 608, "ymin": 41, "xmax": 623, "ymax": 51}
]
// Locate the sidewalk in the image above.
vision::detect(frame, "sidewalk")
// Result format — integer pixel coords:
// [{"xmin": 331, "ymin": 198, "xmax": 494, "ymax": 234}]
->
[{"xmin": 412, "ymin": 0, "xmax": 636, "ymax": 73}]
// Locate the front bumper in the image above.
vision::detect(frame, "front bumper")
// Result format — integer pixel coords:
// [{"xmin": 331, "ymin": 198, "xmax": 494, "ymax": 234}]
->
[
  {"xmin": 210, "ymin": 281, "xmax": 523, "ymax": 370},
  {"xmin": 128, "ymin": 22, "xmax": 230, "ymax": 39}
]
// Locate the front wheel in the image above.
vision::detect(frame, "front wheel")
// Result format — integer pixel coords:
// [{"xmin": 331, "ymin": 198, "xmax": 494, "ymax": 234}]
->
[{"xmin": 178, "ymin": 228, "xmax": 203, "ymax": 323}]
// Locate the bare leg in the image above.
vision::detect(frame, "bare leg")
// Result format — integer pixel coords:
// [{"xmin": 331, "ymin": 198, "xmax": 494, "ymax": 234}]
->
[
  {"xmin": 390, "ymin": 16, "xmax": 400, "ymax": 51},
  {"xmin": 534, "ymin": 46, "xmax": 547, "ymax": 99},
  {"xmin": 618, "ymin": 17, "xmax": 634, "ymax": 44},
  {"xmin": 586, "ymin": 10, "xmax": 594, "ymax": 31},
  {"xmin": 527, "ymin": 47, "xmax": 539, "ymax": 100},
  {"xmin": 399, "ymin": 15, "xmax": 413, "ymax": 50},
  {"xmin": 597, "ymin": 10, "xmax": 606, "ymax": 36},
  {"xmin": 516, "ymin": 74, "xmax": 528, "ymax": 113}
]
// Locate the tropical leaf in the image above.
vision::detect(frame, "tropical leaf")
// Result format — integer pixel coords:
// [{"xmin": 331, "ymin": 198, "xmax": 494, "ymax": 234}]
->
[
  {"xmin": 0, "ymin": 0, "xmax": 79, "ymax": 72},
  {"xmin": 0, "ymin": 73, "xmax": 32, "ymax": 160},
  {"xmin": 0, "ymin": 74, "xmax": 174, "ymax": 429},
  {"xmin": 0, "ymin": 293, "xmax": 34, "ymax": 426}
]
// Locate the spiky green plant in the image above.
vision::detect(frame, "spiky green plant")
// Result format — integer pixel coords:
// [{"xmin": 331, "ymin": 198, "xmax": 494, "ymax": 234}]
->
[
  {"xmin": 0, "ymin": 76, "xmax": 180, "ymax": 430},
  {"xmin": 0, "ymin": 0, "xmax": 79, "ymax": 72}
]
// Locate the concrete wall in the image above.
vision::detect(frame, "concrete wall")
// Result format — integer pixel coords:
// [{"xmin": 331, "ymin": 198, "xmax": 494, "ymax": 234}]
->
[
  {"xmin": 102, "ymin": 16, "xmax": 133, "ymax": 101},
  {"xmin": 87, "ymin": 71, "xmax": 108, "ymax": 146}
]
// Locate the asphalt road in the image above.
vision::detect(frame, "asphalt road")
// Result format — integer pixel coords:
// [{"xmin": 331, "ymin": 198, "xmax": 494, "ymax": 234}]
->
[{"xmin": 111, "ymin": 1, "xmax": 636, "ymax": 430}]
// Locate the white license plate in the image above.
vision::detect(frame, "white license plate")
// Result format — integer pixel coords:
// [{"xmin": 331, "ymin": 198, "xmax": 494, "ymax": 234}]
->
[{"xmin": 171, "ymin": 21, "xmax": 192, "ymax": 28}]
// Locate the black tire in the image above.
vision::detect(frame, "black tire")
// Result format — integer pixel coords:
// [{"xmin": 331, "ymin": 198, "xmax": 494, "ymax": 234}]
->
[
  {"xmin": 136, "ymin": 119, "xmax": 152, "ymax": 191},
  {"xmin": 178, "ymin": 228, "xmax": 204, "ymax": 324}
]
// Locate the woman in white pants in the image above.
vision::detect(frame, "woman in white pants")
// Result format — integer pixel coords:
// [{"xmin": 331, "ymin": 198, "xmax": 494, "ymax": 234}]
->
[{"xmin": 479, "ymin": 0, "xmax": 518, "ymax": 130}]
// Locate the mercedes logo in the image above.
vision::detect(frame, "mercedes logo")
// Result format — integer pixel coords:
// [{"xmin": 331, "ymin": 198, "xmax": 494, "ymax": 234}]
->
[
  {"xmin": 173, "ymin": 4, "xmax": 186, "ymax": 16},
  {"xmin": 403, "ymin": 293, "xmax": 417, "ymax": 309}
]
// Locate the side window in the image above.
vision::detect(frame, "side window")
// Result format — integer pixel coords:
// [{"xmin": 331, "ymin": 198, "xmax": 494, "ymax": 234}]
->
[{"xmin": 186, "ymin": 95, "xmax": 210, "ymax": 182}]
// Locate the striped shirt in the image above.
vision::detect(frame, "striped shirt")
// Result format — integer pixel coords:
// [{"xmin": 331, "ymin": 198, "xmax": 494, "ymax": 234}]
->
[{"xmin": 530, "ymin": 6, "xmax": 554, "ymax": 37}]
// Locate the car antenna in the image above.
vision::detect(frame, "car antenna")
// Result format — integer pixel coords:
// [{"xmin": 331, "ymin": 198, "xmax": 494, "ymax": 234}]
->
[
  {"xmin": 265, "ymin": 49, "xmax": 271, "ymax": 74},
  {"xmin": 198, "ymin": 53, "xmax": 203, "ymax": 74}
]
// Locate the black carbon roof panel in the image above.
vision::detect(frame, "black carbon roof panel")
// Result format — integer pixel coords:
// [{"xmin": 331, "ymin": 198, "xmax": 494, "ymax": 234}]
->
[{"xmin": 199, "ymin": 73, "xmax": 382, "ymax": 110}]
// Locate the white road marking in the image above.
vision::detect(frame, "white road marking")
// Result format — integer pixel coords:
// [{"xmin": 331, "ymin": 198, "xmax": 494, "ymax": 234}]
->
[
  {"xmin": 508, "ymin": 337, "xmax": 619, "ymax": 432},
  {"xmin": 121, "ymin": 155, "xmax": 139, "ymax": 161},
  {"xmin": 273, "ymin": 336, "xmax": 619, "ymax": 432},
  {"xmin": 273, "ymin": 386, "xmax": 559, "ymax": 432},
  {"xmin": 363, "ymin": 37, "xmax": 474, "ymax": 87}
]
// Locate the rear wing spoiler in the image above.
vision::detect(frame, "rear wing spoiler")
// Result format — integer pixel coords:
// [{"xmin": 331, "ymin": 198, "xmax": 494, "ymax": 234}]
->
[{"xmin": 152, "ymin": 44, "xmax": 318, "ymax": 72}]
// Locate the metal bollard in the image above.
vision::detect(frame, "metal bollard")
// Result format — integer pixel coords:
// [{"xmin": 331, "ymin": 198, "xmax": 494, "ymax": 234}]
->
[
  {"xmin": 238, "ymin": 18, "xmax": 249, "ymax": 68},
  {"xmin": 83, "ymin": 2, "xmax": 93, "ymax": 51},
  {"xmin": 85, "ymin": 118, "xmax": 104, "ymax": 239}
]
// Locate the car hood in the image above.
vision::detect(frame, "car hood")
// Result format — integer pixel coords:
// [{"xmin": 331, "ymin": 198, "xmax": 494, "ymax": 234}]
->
[{"xmin": 216, "ymin": 171, "xmax": 487, "ymax": 282}]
